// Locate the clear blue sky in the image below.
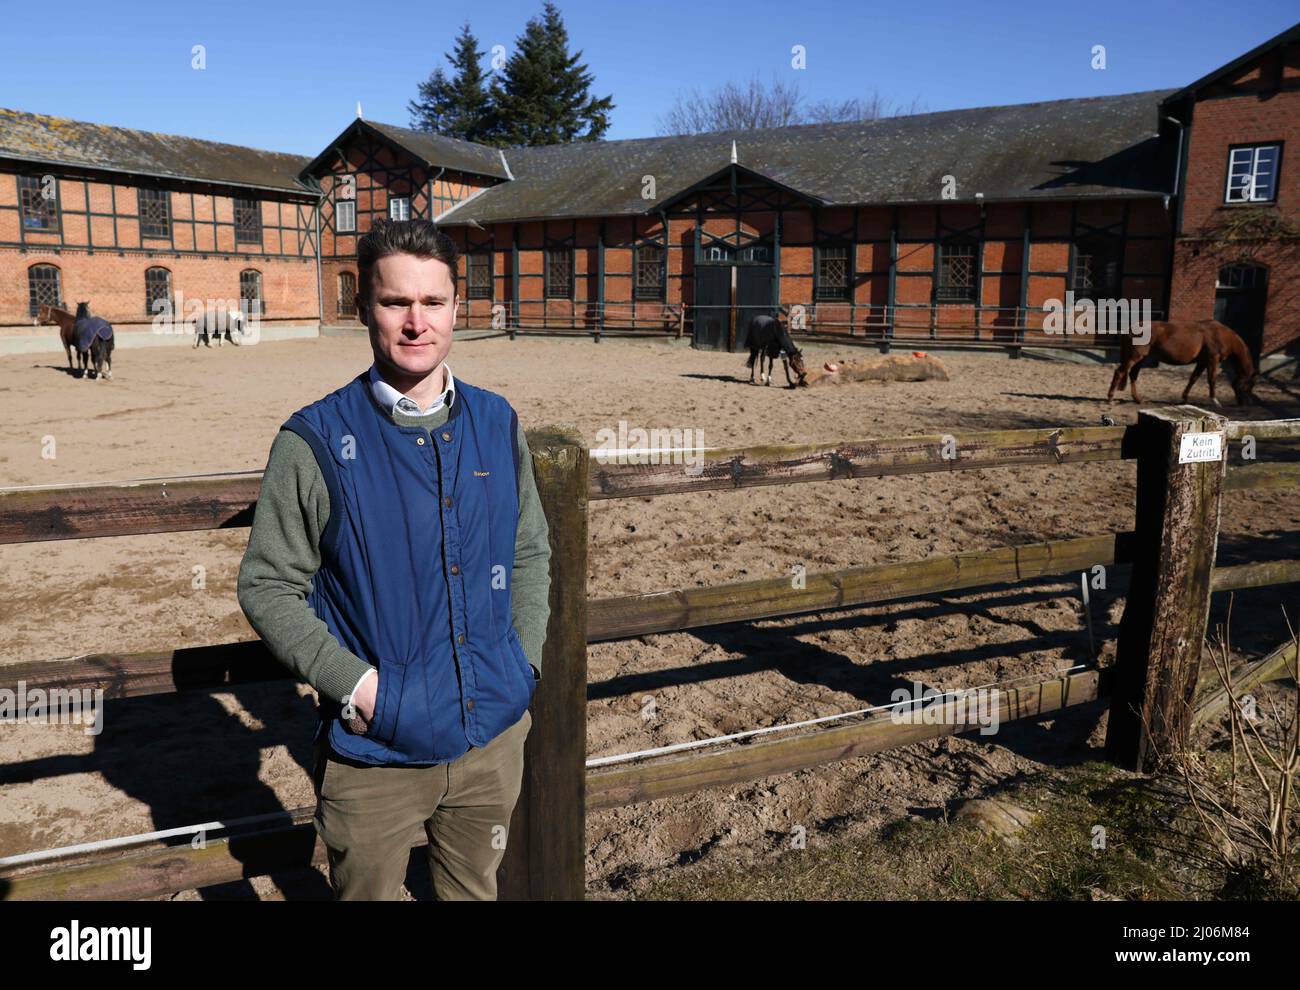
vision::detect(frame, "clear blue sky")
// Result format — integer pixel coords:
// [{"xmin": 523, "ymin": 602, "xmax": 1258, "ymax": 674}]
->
[{"xmin": 1, "ymin": 0, "xmax": 1295, "ymax": 156}]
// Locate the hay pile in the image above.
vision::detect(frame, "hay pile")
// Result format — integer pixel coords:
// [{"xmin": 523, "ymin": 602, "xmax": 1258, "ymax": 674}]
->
[{"xmin": 803, "ymin": 351, "xmax": 950, "ymax": 386}]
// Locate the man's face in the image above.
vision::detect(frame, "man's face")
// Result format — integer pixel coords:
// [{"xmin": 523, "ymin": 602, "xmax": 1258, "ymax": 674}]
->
[{"xmin": 365, "ymin": 253, "xmax": 459, "ymax": 382}]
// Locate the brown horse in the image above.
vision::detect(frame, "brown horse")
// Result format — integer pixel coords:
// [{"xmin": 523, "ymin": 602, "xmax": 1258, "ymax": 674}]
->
[
  {"xmin": 1107, "ymin": 320, "xmax": 1256, "ymax": 406},
  {"xmin": 36, "ymin": 303, "xmax": 88, "ymax": 375}
]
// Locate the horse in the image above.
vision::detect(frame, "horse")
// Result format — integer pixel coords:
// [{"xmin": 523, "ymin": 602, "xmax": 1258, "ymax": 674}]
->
[
  {"xmin": 192, "ymin": 307, "xmax": 247, "ymax": 348},
  {"xmin": 73, "ymin": 302, "xmax": 114, "ymax": 381},
  {"xmin": 36, "ymin": 303, "xmax": 90, "ymax": 376},
  {"xmin": 745, "ymin": 313, "xmax": 808, "ymax": 388},
  {"xmin": 1107, "ymin": 319, "xmax": 1256, "ymax": 406}
]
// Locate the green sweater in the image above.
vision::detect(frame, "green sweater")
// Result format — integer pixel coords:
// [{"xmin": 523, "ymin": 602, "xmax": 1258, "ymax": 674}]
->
[{"xmin": 236, "ymin": 388, "xmax": 551, "ymax": 707}]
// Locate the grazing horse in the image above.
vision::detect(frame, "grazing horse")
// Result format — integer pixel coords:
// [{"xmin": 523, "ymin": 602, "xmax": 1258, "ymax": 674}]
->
[
  {"xmin": 73, "ymin": 302, "xmax": 114, "ymax": 381},
  {"xmin": 36, "ymin": 303, "xmax": 90, "ymax": 376},
  {"xmin": 193, "ymin": 307, "xmax": 247, "ymax": 347},
  {"xmin": 745, "ymin": 313, "xmax": 808, "ymax": 387},
  {"xmin": 1107, "ymin": 319, "xmax": 1256, "ymax": 406}
]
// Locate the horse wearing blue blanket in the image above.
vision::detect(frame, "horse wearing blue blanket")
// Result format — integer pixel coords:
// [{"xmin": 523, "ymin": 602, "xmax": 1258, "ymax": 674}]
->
[{"xmin": 73, "ymin": 302, "xmax": 114, "ymax": 380}]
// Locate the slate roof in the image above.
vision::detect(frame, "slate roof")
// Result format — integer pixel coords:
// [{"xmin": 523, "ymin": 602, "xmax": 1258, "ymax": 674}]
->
[
  {"xmin": 437, "ymin": 89, "xmax": 1179, "ymax": 225},
  {"xmin": 0, "ymin": 107, "xmax": 315, "ymax": 195},
  {"xmin": 365, "ymin": 121, "xmax": 511, "ymax": 179}
]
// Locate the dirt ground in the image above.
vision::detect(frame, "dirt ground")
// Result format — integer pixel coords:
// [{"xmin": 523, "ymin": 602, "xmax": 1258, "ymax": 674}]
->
[{"xmin": 1, "ymin": 332, "xmax": 1297, "ymax": 900}]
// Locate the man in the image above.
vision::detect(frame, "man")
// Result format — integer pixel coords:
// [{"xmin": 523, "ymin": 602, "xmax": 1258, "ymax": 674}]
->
[{"xmin": 237, "ymin": 218, "xmax": 551, "ymax": 900}]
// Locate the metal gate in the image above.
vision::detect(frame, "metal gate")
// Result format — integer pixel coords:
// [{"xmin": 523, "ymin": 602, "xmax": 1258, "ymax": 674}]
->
[
  {"xmin": 1214, "ymin": 263, "xmax": 1268, "ymax": 363},
  {"xmin": 735, "ymin": 265, "xmax": 774, "ymax": 352},
  {"xmin": 692, "ymin": 263, "xmax": 774, "ymax": 351},
  {"xmin": 693, "ymin": 266, "xmax": 731, "ymax": 350}
]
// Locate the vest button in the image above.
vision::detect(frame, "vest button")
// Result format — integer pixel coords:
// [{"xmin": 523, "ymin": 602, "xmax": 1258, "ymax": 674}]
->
[
  {"xmin": 466, "ymin": 699, "xmax": 475, "ymax": 711},
  {"xmin": 444, "ymin": 496, "xmax": 453, "ymax": 507},
  {"xmin": 450, "ymin": 564, "xmax": 460, "ymax": 575},
  {"xmin": 441, "ymin": 432, "xmax": 452, "ymax": 441},
  {"xmin": 416, "ymin": 437, "xmax": 425, "ymax": 445},
  {"xmin": 457, "ymin": 633, "xmax": 465, "ymax": 645}
]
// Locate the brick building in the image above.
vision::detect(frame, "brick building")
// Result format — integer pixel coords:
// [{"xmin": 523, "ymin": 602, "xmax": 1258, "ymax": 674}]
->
[{"xmin": 2, "ymin": 24, "xmax": 1296, "ymax": 358}]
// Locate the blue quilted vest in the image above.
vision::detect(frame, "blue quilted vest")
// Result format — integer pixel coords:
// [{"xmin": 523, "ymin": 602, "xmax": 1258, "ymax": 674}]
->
[{"xmin": 281, "ymin": 370, "xmax": 535, "ymax": 765}]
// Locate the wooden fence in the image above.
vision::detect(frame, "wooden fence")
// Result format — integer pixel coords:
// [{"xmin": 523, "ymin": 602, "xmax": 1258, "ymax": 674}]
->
[
  {"xmin": 458, "ymin": 301, "xmax": 1165, "ymax": 355},
  {"xmin": 0, "ymin": 410, "xmax": 1298, "ymax": 900}
]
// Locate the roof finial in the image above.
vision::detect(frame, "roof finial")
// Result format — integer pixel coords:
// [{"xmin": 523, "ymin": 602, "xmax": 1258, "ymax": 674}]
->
[
  {"xmin": 356, "ymin": 100, "xmax": 363, "ymax": 119},
  {"xmin": 730, "ymin": 140, "xmax": 738, "ymax": 164}
]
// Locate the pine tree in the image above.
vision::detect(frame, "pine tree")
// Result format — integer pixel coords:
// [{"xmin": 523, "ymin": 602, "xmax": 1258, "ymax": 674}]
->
[
  {"xmin": 485, "ymin": 2, "xmax": 614, "ymax": 147},
  {"xmin": 408, "ymin": 23, "xmax": 491, "ymax": 142}
]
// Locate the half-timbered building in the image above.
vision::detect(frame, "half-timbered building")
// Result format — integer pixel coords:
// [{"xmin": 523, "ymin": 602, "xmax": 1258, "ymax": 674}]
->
[{"xmin": 2, "ymin": 24, "xmax": 1296, "ymax": 359}]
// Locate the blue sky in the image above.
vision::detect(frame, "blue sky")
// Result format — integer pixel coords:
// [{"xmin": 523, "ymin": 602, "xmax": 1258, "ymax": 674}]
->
[{"xmin": 1, "ymin": 0, "xmax": 1295, "ymax": 156}]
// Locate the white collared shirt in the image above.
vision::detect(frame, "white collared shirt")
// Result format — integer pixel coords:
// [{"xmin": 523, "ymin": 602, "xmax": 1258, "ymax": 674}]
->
[
  {"xmin": 368, "ymin": 361, "xmax": 455, "ymax": 416},
  {"xmin": 347, "ymin": 360, "xmax": 456, "ymax": 719}
]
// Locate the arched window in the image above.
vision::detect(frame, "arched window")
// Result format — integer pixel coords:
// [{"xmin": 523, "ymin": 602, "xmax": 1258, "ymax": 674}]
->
[
  {"xmin": 145, "ymin": 267, "xmax": 173, "ymax": 317},
  {"xmin": 28, "ymin": 264, "xmax": 63, "ymax": 317},
  {"xmin": 240, "ymin": 269, "xmax": 263, "ymax": 318},
  {"xmin": 338, "ymin": 271, "xmax": 357, "ymax": 316}
]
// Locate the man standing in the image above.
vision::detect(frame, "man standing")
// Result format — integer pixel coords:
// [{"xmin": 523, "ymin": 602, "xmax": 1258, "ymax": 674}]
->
[{"xmin": 238, "ymin": 219, "xmax": 551, "ymax": 900}]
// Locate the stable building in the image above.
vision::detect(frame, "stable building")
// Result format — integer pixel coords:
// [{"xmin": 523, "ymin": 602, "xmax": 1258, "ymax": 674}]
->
[{"xmin": 1, "ymin": 23, "xmax": 1296, "ymax": 360}]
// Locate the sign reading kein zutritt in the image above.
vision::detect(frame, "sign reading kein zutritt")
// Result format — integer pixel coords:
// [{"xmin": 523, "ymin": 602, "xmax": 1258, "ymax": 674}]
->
[{"xmin": 1178, "ymin": 431, "xmax": 1225, "ymax": 465}]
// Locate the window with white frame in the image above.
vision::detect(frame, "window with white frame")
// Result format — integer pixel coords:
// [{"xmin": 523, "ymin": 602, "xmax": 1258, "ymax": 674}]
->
[
  {"xmin": 336, "ymin": 199, "xmax": 356, "ymax": 233},
  {"xmin": 389, "ymin": 197, "xmax": 410, "ymax": 221},
  {"xmin": 1225, "ymin": 144, "xmax": 1281, "ymax": 203}
]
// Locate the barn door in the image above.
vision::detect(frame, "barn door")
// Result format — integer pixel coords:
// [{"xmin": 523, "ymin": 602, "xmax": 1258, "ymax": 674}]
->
[
  {"xmin": 1214, "ymin": 263, "xmax": 1268, "ymax": 363},
  {"xmin": 735, "ymin": 265, "xmax": 774, "ymax": 352},
  {"xmin": 693, "ymin": 266, "xmax": 731, "ymax": 350}
]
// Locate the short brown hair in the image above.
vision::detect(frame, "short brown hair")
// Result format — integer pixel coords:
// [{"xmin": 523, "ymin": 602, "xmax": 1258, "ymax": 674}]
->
[{"xmin": 356, "ymin": 218, "xmax": 459, "ymax": 311}]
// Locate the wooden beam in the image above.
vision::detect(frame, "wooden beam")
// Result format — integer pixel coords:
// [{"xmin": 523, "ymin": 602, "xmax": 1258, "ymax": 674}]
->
[
  {"xmin": 498, "ymin": 427, "xmax": 588, "ymax": 902},
  {"xmin": 589, "ymin": 425, "xmax": 1129, "ymax": 500},
  {"xmin": 0, "ymin": 641, "xmax": 284, "ymax": 699},
  {"xmin": 1211, "ymin": 558, "xmax": 1300, "ymax": 592},
  {"xmin": 0, "ymin": 475, "xmax": 261, "ymax": 545},
  {"xmin": 1223, "ymin": 419, "xmax": 1300, "ymax": 440},
  {"xmin": 1223, "ymin": 461, "xmax": 1300, "ymax": 493},
  {"xmin": 1106, "ymin": 406, "xmax": 1227, "ymax": 772},
  {"xmin": 589, "ymin": 532, "xmax": 1131, "ymax": 642},
  {"xmin": 1193, "ymin": 637, "xmax": 1299, "ymax": 727},
  {"xmin": 588, "ymin": 668, "xmax": 1106, "ymax": 810}
]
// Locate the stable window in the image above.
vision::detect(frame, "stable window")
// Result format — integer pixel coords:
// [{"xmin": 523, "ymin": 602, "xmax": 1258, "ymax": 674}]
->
[
  {"xmin": 240, "ymin": 269, "xmax": 263, "ymax": 318},
  {"xmin": 545, "ymin": 246, "xmax": 573, "ymax": 298},
  {"xmin": 389, "ymin": 196, "xmax": 410, "ymax": 221},
  {"xmin": 634, "ymin": 244, "xmax": 664, "ymax": 300},
  {"xmin": 936, "ymin": 241, "xmax": 977, "ymax": 303},
  {"xmin": 336, "ymin": 200, "xmax": 356, "ymax": 233},
  {"xmin": 139, "ymin": 188, "xmax": 171, "ymax": 238},
  {"xmin": 1225, "ymin": 144, "xmax": 1281, "ymax": 203},
  {"xmin": 234, "ymin": 197, "xmax": 262, "ymax": 244},
  {"xmin": 1071, "ymin": 238, "xmax": 1122, "ymax": 301},
  {"xmin": 815, "ymin": 244, "xmax": 850, "ymax": 301},
  {"xmin": 28, "ymin": 264, "xmax": 63, "ymax": 317},
  {"xmin": 19, "ymin": 175, "xmax": 57, "ymax": 230},
  {"xmin": 338, "ymin": 272, "xmax": 357, "ymax": 316},
  {"xmin": 145, "ymin": 267, "xmax": 173, "ymax": 316},
  {"xmin": 467, "ymin": 253, "xmax": 492, "ymax": 300}
]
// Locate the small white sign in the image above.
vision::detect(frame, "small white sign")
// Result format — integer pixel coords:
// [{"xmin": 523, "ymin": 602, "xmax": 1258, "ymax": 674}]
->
[{"xmin": 1178, "ymin": 431, "xmax": 1224, "ymax": 464}]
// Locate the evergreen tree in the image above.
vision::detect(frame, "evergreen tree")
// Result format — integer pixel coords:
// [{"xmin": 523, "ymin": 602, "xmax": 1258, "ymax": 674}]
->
[
  {"xmin": 408, "ymin": 23, "xmax": 491, "ymax": 142},
  {"xmin": 485, "ymin": 2, "xmax": 614, "ymax": 147}
]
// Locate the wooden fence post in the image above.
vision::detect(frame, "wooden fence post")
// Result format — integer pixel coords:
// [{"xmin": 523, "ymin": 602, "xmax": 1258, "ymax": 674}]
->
[
  {"xmin": 1105, "ymin": 405, "xmax": 1227, "ymax": 772},
  {"xmin": 498, "ymin": 427, "xmax": 588, "ymax": 900}
]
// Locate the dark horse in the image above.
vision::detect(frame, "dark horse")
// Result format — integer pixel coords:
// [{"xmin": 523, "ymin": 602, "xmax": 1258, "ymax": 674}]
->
[
  {"xmin": 745, "ymin": 313, "xmax": 808, "ymax": 387},
  {"xmin": 73, "ymin": 302, "xmax": 115, "ymax": 381},
  {"xmin": 1107, "ymin": 319, "xmax": 1255, "ymax": 406}
]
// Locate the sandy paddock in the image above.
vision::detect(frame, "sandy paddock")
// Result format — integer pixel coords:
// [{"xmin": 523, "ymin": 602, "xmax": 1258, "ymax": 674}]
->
[{"xmin": 0, "ymin": 332, "xmax": 1297, "ymax": 899}]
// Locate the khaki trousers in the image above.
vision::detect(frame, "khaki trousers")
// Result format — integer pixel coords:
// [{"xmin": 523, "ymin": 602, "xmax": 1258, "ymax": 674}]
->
[{"xmin": 312, "ymin": 708, "xmax": 531, "ymax": 900}]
